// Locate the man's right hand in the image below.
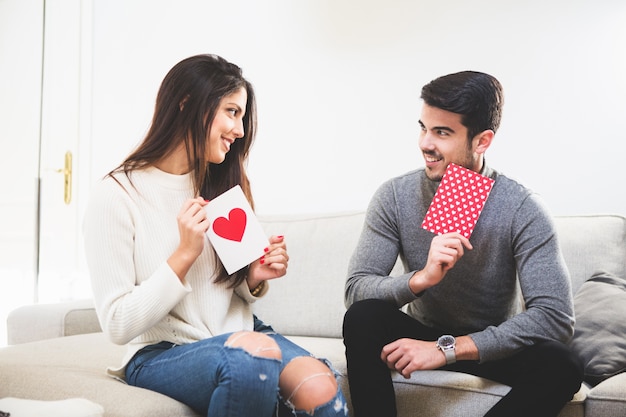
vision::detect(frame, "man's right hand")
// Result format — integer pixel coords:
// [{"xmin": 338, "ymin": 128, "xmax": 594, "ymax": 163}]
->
[{"xmin": 408, "ymin": 232, "xmax": 472, "ymax": 294}]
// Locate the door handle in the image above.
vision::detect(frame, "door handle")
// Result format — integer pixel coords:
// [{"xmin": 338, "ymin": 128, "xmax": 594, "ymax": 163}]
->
[{"xmin": 56, "ymin": 151, "xmax": 72, "ymax": 204}]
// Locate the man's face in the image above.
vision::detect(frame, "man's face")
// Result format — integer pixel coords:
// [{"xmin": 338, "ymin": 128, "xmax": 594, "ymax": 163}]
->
[{"xmin": 418, "ymin": 104, "xmax": 483, "ymax": 181}]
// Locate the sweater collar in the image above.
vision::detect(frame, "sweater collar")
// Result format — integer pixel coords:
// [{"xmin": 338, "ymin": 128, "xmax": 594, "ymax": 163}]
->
[{"xmin": 143, "ymin": 166, "xmax": 193, "ymax": 191}]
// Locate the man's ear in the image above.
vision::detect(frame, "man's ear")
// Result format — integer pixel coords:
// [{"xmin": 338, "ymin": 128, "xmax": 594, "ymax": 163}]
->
[{"xmin": 474, "ymin": 130, "xmax": 494, "ymax": 155}]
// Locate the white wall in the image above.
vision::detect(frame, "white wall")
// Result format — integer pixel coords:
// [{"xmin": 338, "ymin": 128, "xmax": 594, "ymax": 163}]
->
[{"xmin": 88, "ymin": 0, "xmax": 626, "ymax": 217}]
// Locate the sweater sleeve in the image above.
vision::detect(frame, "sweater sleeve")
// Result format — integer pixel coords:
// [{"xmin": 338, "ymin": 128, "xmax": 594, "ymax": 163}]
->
[
  {"xmin": 234, "ymin": 277, "xmax": 268, "ymax": 303},
  {"xmin": 83, "ymin": 178, "xmax": 190, "ymax": 345},
  {"xmin": 469, "ymin": 194, "xmax": 575, "ymax": 362},
  {"xmin": 345, "ymin": 180, "xmax": 419, "ymax": 308}
]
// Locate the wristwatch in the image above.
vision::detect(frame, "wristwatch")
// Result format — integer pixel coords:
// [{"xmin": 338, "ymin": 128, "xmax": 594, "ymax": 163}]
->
[{"xmin": 436, "ymin": 335, "xmax": 457, "ymax": 365}]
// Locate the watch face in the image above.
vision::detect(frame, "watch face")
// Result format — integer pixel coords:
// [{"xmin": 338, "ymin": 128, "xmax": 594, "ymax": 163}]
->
[{"xmin": 438, "ymin": 335, "xmax": 455, "ymax": 348}]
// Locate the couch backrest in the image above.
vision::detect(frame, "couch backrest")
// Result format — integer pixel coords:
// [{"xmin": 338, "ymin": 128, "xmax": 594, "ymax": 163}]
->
[
  {"xmin": 553, "ymin": 214, "xmax": 626, "ymax": 293},
  {"xmin": 255, "ymin": 212, "xmax": 366, "ymax": 338},
  {"xmin": 255, "ymin": 212, "xmax": 626, "ymax": 338}
]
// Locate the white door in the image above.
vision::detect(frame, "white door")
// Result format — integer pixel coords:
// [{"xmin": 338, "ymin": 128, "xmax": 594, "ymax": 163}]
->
[
  {"xmin": 0, "ymin": 0, "xmax": 45, "ymax": 344},
  {"xmin": 36, "ymin": 0, "xmax": 92, "ymax": 303},
  {"xmin": 0, "ymin": 0, "xmax": 89, "ymax": 346}
]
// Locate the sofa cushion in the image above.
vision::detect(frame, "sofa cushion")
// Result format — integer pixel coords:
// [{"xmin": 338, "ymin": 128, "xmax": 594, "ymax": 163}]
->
[
  {"xmin": 0, "ymin": 333, "xmax": 199, "ymax": 417},
  {"xmin": 553, "ymin": 215, "xmax": 626, "ymax": 293},
  {"xmin": 255, "ymin": 212, "xmax": 366, "ymax": 338},
  {"xmin": 7, "ymin": 299, "xmax": 101, "ymax": 344},
  {"xmin": 585, "ymin": 372, "xmax": 626, "ymax": 416},
  {"xmin": 568, "ymin": 270, "xmax": 626, "ymax": 386},
  {"xmin": 255, "ymin": 211, "xmax": 404, "ymax": 339}
]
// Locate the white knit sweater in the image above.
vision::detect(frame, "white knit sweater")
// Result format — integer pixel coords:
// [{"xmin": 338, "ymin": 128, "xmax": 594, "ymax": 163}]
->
[{"xmin": 83, "ymin": 166, "xmax": 259, "ymax": 378}]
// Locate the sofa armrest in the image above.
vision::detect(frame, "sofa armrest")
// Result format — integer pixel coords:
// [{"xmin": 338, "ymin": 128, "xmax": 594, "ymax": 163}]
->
[{"xmin": 7, "ymin": 299, "xmax": 102, "ymax": 345}]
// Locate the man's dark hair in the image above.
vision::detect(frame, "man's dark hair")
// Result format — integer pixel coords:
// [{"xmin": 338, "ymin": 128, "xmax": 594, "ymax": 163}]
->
[{"xmin": 420, "ymin": 71, "xmax": 504, "ymax": 141}]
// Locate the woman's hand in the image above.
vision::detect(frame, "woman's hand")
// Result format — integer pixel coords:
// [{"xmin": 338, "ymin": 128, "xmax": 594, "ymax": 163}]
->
[
  {"xmin": 168, "ymin": 197, "xmax": 210, "ymax": 282},
  {"xmin": 247, "ymin": 235, "xmax": 289, "ymax": 289}
]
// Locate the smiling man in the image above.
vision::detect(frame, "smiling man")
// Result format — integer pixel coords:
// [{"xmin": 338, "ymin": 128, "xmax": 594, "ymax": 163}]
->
[{"xmin": 342, "ymin": 71, "xmax": 583, "ymax": 417}]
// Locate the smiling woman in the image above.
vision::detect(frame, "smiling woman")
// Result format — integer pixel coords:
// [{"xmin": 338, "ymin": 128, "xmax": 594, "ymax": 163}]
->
[{"xmin": 82, "ymin": 53, "xmax": 348, "ymax": 417}]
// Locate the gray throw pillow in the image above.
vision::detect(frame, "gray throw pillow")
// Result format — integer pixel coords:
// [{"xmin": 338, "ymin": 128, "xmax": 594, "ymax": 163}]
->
[{"xmin": 568, "ymin": 270, "xmax": 626, "ymax": 386}]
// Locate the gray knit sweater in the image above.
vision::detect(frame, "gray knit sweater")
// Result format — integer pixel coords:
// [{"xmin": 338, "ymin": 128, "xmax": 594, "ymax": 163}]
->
[{"xmin": 345, "ymin": 165, "xmax": 575, "ymax": 363}]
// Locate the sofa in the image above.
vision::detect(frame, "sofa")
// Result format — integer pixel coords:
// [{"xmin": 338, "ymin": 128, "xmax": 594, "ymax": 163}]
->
[{"xmin": 1, "ymin": 212, "xmax": 625, "ymax": 417}]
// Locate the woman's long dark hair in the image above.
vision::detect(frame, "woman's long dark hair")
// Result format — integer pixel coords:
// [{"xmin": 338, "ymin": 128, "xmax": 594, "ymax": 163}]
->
[{"xmin": 108, "ymin": 54, "xmax": 257, "ymax": 287}]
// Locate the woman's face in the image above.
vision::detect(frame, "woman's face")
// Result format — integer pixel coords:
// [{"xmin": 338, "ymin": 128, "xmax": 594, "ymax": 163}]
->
[{"xmin": 206, "ymin": 87, "xmax": 247, "ymax": 164}]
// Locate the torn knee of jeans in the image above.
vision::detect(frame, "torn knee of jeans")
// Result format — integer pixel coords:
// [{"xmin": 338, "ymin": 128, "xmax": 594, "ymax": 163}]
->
[
  {"xmin": 280, "ymin": 357, "xmax": 343, "ymax": 414},
  {"xmin": 285, "ymin": 355, "xmax": 344, "ymax": 380},
  {"xmin": 224, "ymin": 331, "xmax": 282, "ymax": 360},
  {"xmin": 281, "ymin": 385, "xmax": 347, "ymax": 416}
]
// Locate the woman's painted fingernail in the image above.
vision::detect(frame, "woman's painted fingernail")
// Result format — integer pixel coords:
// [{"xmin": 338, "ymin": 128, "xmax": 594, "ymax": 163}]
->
[
  {"xmin": 277, "ymin": 235, "xmax": 284, "ymax": 239},
  {"xmin": 264, "ymin": 247, "xmax": 269, "ymax": 253},
  {"xmin": 260, "ymin": 257, "xmax": 265, "ymax": 265}
]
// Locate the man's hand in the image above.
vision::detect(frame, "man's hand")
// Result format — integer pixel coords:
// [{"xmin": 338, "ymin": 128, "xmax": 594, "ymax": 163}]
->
[
  {"xmin": 381, "ymin": 338, "xmax": 445, "ymax": 379},
  {"xmin": 381, "ymin": 336, "xmax": 479, "ymax": 379},
  {"xmin": 409, "ymin": 232, "xmax": 472, "ymax": 294}
]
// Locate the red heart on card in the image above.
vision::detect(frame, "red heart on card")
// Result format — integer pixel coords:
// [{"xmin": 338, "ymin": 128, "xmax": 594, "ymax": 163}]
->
[{"xmin": 213, "ymin": 208, "xmax": 247, "ymax": 242}]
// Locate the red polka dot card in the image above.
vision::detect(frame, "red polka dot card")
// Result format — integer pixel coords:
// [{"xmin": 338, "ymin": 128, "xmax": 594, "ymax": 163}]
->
[{"xmin": 421, "ymin": 163, "xmax": 495, "ymax": 239}]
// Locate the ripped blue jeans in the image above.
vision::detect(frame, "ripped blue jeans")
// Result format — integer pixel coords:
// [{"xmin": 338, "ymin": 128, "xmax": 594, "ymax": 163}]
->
[{"xmin": 125, "ymin": 317, "xmax": 348, "ymax": 417}]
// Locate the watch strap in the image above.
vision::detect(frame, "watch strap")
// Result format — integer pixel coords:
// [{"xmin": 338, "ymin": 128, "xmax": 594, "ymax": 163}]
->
[{"xmin": 442, "ymin": 347, "xmax": 456, "ymax": 364}]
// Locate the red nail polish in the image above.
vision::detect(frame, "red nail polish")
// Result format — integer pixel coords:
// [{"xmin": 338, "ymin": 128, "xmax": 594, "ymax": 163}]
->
[
  {"xmin": 277, "ymin": 235, "xmax": 284, "ymax": 239},
  {"xmin": 260, "ymin": 258, "xmax": 265, "ymax": 265},
  {"xmin": 264, "ymin": 247, "xmax": 269, "ymax": 253}
]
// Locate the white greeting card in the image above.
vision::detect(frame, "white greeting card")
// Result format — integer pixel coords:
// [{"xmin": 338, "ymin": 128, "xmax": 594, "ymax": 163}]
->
[{"xmin": 205, "ymin": 185, "xmax": 268, "ymax": 274}]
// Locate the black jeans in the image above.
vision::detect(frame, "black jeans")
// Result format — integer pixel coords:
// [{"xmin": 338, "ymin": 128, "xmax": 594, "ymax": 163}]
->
[{"xmin": 343, "ymin": 299, "xmax": 584, "ymax": 417}]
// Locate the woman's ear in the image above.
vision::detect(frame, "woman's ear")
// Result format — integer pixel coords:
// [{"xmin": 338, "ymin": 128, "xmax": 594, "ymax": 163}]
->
[
  {"xmin": 474, "ymin": 130, "xmax": 494, "ymax": 155},
  {"xmin": 179, "ymin": 95, "xmax": 190, "ymax": 112}
]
